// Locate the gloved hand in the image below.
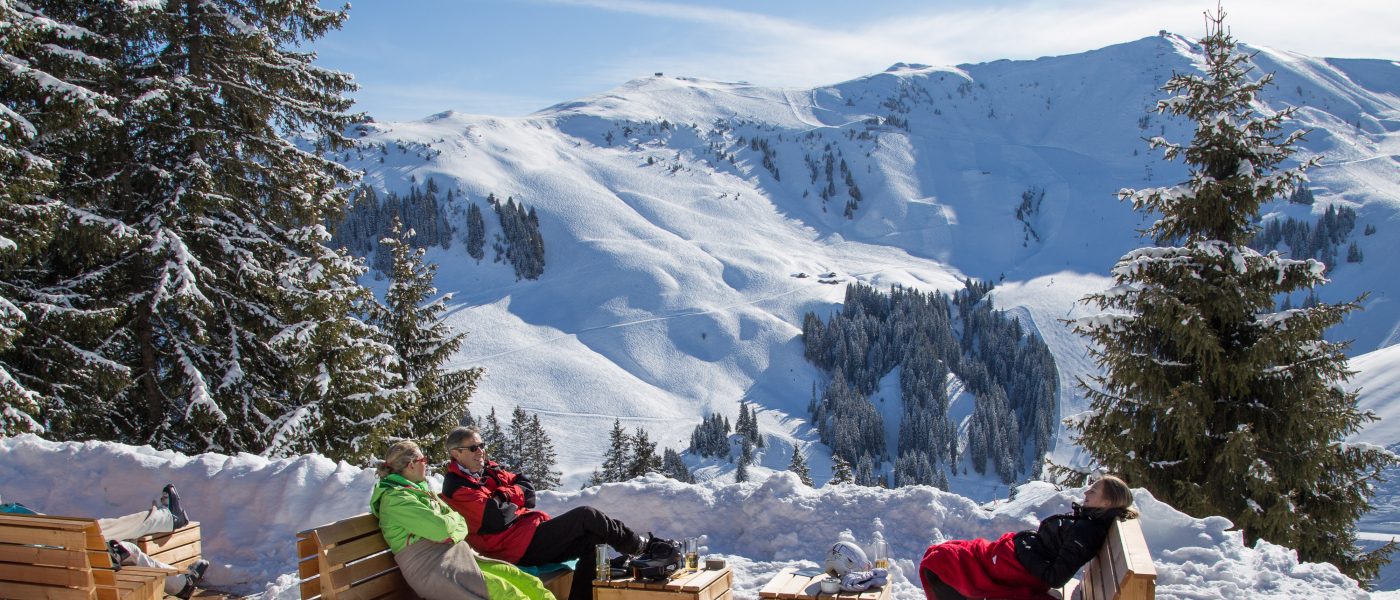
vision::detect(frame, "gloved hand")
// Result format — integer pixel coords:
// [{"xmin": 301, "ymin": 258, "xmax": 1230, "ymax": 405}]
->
[
  {"xmin": 492, "ymin": 490, "xmax": 520, "ymax": 511},
  {"xmin": 839, "ymin": 568, "xmax": 889, "ymax": 592}
]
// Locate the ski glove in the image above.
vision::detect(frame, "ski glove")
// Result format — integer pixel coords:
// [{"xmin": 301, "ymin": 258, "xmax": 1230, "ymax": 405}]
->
[{"xmin": 839, "ymin": 568, "xmax": 888, "ymax": 592}]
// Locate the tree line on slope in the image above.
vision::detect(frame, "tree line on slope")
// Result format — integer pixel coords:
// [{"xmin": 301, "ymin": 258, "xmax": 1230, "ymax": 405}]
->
[
  {"xmin": 334, "ymin": 179, "xmax": 456, "ymax": 267},
  {"xmin": 1248, "ymin": 203, "xmax": 1364, "ymax": 269},
  {"xmin": 330, "ymin": 183, "xmax": 547, "ymax": 281},
  {"xmin": 588, "ymin": 419, "xmax": 692, "ymax": 486},
  {"xmin": 802, "ymin": 280, "xmax": 1058, "ymax": 488}
]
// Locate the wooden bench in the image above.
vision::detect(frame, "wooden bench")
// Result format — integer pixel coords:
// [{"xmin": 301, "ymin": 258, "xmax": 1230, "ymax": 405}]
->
[
  {"xmin": 1059, "ymin": 518, "xmax": 1156, "ymax": 600},
  {"xmin": 758, "ymin": 568, "xmax": 887, "ymax": 600},
  {"xmin": 594, "ymin": 564, "xmax": 732, "ymax": 600},
  {"xmin": 296, "ymin": 513, "xmax": 572, "ymax": 600},
  {"xmin": 132, "ymin": 522, "xmax": 203, "ymax": 572},
  {"xmin": 0, "ymin": 513, "xmax": 178, "ymax": 600}
]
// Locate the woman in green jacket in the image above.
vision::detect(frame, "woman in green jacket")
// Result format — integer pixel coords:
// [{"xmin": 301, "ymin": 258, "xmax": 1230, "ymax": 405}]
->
[{"xmin": 371, "ymin": 440, "xmax": 553, "ymax": 600}]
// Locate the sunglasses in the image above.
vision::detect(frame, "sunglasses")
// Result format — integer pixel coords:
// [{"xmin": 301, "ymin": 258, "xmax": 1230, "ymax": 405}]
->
[
  {"xmin": 411, "ymin": 456, "xmax": 429, "ymax": 464},
  {"xmin": 454, "ymin": 443, "xmax": 487, "ymax": 453}
]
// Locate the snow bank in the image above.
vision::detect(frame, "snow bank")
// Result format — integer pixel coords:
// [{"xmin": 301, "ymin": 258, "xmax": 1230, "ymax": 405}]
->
[{"xmin": 0, "ymin": 435, "xmax": 1371, "ymax": 599}]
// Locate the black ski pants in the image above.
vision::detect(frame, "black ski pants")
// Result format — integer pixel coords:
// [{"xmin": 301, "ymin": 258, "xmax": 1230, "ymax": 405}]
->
[{"xmin": 517, "ymin": 506, "xmax": 643, "ymax": 600}]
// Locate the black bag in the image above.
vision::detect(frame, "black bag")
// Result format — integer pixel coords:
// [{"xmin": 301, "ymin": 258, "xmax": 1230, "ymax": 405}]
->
[{"xmin": 628, "ymin": 537, "xmax": 683, "ymax": 581}]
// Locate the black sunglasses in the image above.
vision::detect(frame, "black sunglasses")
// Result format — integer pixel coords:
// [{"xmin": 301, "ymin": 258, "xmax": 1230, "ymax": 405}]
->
[{"xmin": 454, "ymin": 443, "xmax": 487, "ymax": 453}]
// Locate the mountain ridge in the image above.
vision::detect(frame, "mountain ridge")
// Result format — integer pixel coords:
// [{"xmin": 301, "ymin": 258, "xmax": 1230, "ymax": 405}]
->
[{"xmin": 333, "ymin": 31, "xmax": 1400, "ymax": 494}]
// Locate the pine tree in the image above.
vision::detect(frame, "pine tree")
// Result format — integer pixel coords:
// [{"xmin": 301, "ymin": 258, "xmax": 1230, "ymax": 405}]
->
[
  {"xmin": 737, "ymin": 400, "xmax": 764, "ymax": 448},
  {"xmin": 734, "ymin": 454, "xmax": 749, "ymax": 483},
  {"xmin": 602, "ymin": 419, "xmax": 632, "ymax": 482},
  {"xmin": 466, "ymin": 203, "xmax": 486, "ymax": 261},
  {"xmin": 0, "ymin": 1, "xmax": 131, "ymax": 436},
  {"xmin": 496, "ymin": 406, "xmax": 529, "ymax": 471},
  {"xmin": 1346, "ymin": 242, "xmax": 1363, "ymax": 263},
  {"xmin": 829, "ymin": 454, "xmax": 853, "ymax": 485},
  {"xmin": 1070, "ymin": 8, "xmax": 1395, "ymax": 582},
  {"xmin": 627, "ymin": 427, "xmax": 662, "ymax": 479},
  {"xmin": 855, "ymin": 453, "xmax": 878, "ymax": 487},
  {"xmin": 519, "ymin": 414, "xmax": 561, "ymax": 490},
  {"xmin": 661, "ymin": 448, "xmax": 694, "ymax": 483},
  {"xmin": 375, "ymin": 218, "xmax": 482, "ymax": 458},
  {"xmin": 4, "ymin": 0, "xmax": 406, "ymax": 461},
  {"xmin": 480, "ymin": 408, "xmax": 505, "ymax": 457},
  {"xmin": 788, "ymin": 447, "xmax": 814, "ymax": 486}
]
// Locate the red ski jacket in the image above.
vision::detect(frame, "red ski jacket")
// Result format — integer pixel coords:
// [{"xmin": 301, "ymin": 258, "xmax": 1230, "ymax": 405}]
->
[{"xmin": 440, "ymin": 460, "xmax": 550, "ymax": 563}]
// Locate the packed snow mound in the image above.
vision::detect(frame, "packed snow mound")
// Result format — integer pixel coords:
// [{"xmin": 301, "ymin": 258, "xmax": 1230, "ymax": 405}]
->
[{"xmin": 0, "ymin": 435, "xmax": 1372, "ymax": 599}]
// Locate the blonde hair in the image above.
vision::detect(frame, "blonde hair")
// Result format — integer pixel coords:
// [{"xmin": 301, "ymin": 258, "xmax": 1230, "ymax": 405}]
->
[
  {"xmin": 1095, "ymin": 475, "xmax": 1140, "ymax": 519},
  {"xmin": 376, "ymin": 440, "xmax": 423, "ymax": 478}
]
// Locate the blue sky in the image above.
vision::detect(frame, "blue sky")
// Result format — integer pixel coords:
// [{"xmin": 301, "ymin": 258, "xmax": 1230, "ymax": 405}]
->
[{"xmin": 313, "ymin": 0, "xmax": 1400, "ymax": 122}]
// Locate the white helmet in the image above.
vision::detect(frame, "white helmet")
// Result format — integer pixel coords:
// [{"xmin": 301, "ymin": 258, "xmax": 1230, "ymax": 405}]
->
[{"xmin": 824, "ymin": 541, "xmax": 871, "ymax": 576}]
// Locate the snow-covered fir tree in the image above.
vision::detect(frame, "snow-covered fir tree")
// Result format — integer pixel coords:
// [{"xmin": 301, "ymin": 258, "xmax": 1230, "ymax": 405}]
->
[
  {"xmin": 508, "ymin": 411, "xmax": 560, "ymax": 490},
  {"xmin": 493, "ymin": 406, "xmax": 528, "ymax": 471},
  {"xmin": 601, "ymin": 419, "xmax": 631, "ymax": 482},
  {"xmin": 736, "ymin": 400, "xmax": 763, "ymax": 448},
  {"xmin": 478, "ymin": 408, "xmax": 505, "ymax": 461},
  {"xmin": 0, "ymin": 1, "xmax": 129, "ymax": 436},
  {"xmin": 0, "ymin": 0, "xmax": 408, "ymax": 461},
  {"xmin": 687, "ymin": 412, "xmax": 731, "ymax": 458},
  {"xmin": 466, "ymin": 203, "xmax": 486, "ymax": 262},
  {"xmin": 661, "ymin": 447, "xmax": 693, "ymax": 483},
  {"xmin": 333, "ymin": 181, "xmax": 455, "ymax": 275},
  {"xmin": 829, "ymin": 454, "xmax": 853, "ymax": 485},
  {"xmin": 734, "ymin": 446, "xmax": 749, "ymax": 483},
  {"xmin": 787, "ymin": 447, "xmax": 813, "ymax": 486},
  {"xmin": 491, "ymin": 196, "xmax": 545, "ymax": 280},
  {"xmin": 626, "ymin": 427, "xmax": 662, "ymax": 479},
  {"xmin": 1071, "ymin": 8, "xmax": 1395, "ymax": 582},
  {"xmin": 374, "ymin": 218, "xmax": 482, "ymax": 458}
]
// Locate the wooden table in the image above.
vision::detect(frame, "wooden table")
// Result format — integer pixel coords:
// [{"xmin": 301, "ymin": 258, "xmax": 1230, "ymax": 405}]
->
[
  {"xmin": 593, "ymin": 565, "xmax": 732, "ymax": 600},
  {"xmin": 759, "ymin": 568, "xmax": 890, "ymax": 600}
]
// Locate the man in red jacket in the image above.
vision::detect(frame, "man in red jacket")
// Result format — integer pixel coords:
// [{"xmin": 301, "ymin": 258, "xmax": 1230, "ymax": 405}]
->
[{"xmin": 440, "ymin": 426, "xmax": 658, "ymax": 600}]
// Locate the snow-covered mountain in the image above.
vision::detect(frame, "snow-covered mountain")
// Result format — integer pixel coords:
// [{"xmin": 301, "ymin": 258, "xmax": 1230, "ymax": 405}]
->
[{"xmin": 330, "ymin": 32, "xmax": 1400, "ymax": 500}]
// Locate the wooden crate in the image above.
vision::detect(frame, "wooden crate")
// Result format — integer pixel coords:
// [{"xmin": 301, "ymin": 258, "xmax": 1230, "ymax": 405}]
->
[
  {"xmin": 133, "ymin": 522, "xmax": 203, "ymax": 571},
  {"xmin": 758, "ymin": 569, "xmax": 888, "ymax": 600},
  {"xmin": 593, "ymin": 565, "xmax": 732, "ymax": 600}
]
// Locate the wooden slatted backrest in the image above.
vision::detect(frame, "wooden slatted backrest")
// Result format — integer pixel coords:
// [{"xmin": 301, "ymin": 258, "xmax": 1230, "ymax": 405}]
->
[
  {"xmin": 297, "ymin": 513, "xmax": 417, "ymax": 600},
  {"xmin": 0, "ymin": 513, "xmax": 100, "ymax": 600},
  {"xmin": 132, "ymin": 522, "xmax": 202, "ymax": 571},
  {"xmin": 1082, "ymin": 518, "xmax": 1156, "ymax": 600},
  {"xmin": 40, "ymin": 513, "xmax": 145, "ymax": 600},
  {"xmin": 0, "ymin": 512, "xmax": 176, "ymax": 600}
]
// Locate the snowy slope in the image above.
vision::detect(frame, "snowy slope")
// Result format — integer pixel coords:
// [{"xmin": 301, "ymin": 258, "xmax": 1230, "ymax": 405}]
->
[
  {"xmin": 332, "ymin": 32, "xmax": 1400, "ymax": 500},
  {"xmin": 0, "ymin": 436, "xmax": 1380, "ymax": 599}
]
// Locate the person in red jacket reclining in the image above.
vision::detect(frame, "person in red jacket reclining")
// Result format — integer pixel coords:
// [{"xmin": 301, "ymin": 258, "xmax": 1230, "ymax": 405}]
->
[
  {"xmin": 918, "ymin": 475, "xmax": 1138, "ymax": 600},
  {"xmin": 440, "ymin": 426, "xmax": 668, "ymax": 600}
]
